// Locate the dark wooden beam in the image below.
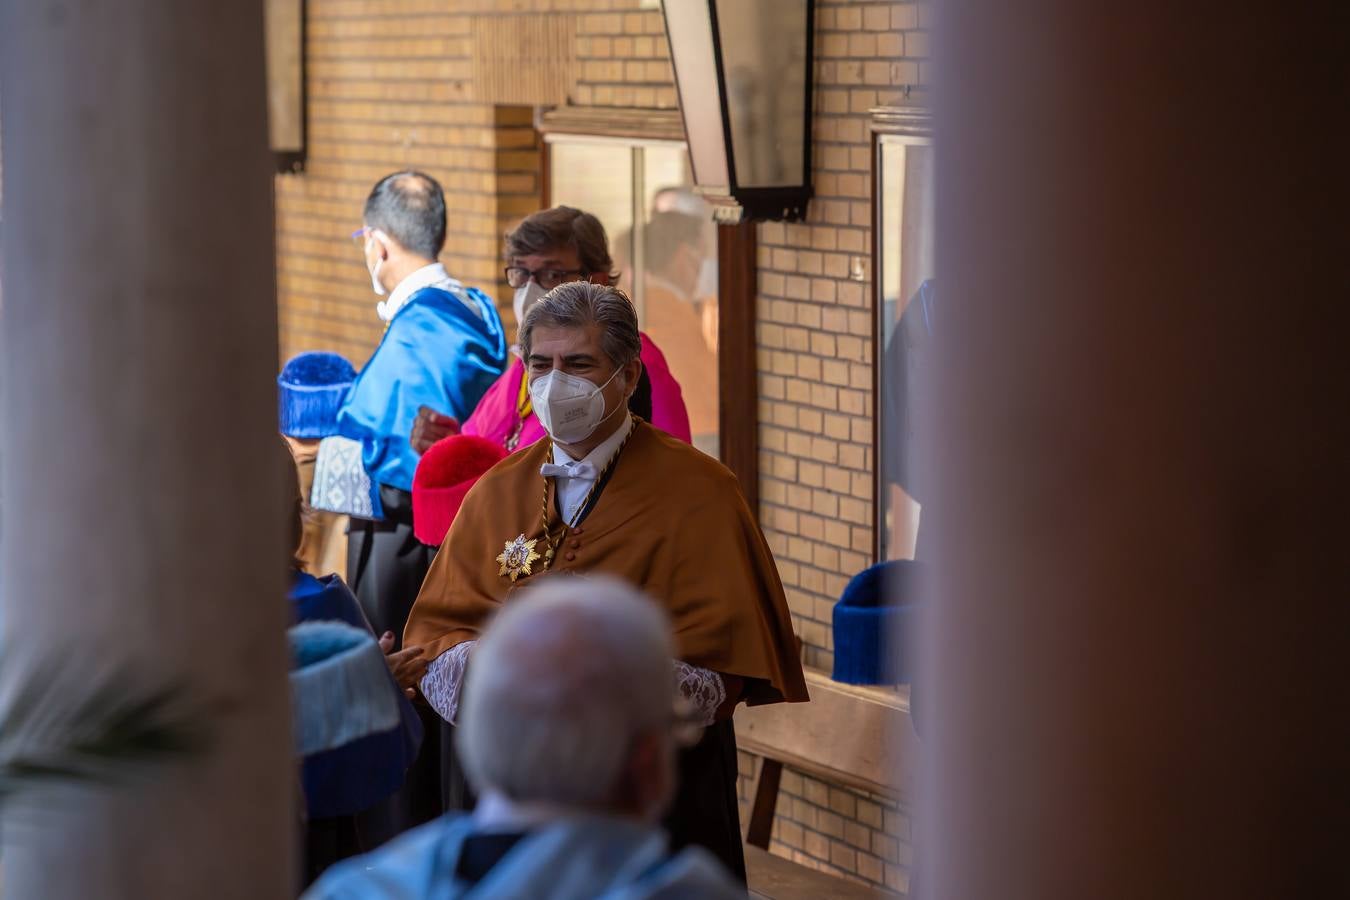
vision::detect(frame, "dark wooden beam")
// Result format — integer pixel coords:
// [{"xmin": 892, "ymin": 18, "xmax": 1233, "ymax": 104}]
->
[
  {"xmin": 718, "ymin": 220, "xmax": 759, "ymax": 515},
  {"xmin": 744, "ymin": 757, "xmax": 783, "ymax": 850}
]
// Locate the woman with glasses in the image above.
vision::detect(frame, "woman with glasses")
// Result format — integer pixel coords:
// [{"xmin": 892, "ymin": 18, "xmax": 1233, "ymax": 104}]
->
[{"xmin": 410, "ymin": 207, "xmax": 692, "ymax": 461}]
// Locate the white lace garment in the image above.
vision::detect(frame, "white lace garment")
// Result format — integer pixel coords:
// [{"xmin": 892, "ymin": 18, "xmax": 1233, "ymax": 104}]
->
[
  {"xmin": 419, "ymin": 641, "xmax": 476, "ymax": 724},
  {"xmin": 673, "ymin": 660, "xmax": 726, "ymax": 726},
  {"xmin": 419, "ymin": 644, "xmax": 727, "ymax": 727}
]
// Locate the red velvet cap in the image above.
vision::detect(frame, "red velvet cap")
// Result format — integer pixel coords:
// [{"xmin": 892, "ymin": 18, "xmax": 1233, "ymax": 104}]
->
[{"xmin": 412, "ymin": 435, "xmax": 507, "ymax": 546}]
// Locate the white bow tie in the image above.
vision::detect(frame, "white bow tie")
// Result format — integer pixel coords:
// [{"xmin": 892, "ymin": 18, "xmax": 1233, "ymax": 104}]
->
[{"xmin": 539, "ymin": 460, "xmax": 598, "ymax": 481}]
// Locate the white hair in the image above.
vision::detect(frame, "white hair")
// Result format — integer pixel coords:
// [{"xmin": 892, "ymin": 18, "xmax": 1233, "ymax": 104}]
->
[{"xmin": 456, "ymin": 575, "xmax": 675, "ymax": 809}]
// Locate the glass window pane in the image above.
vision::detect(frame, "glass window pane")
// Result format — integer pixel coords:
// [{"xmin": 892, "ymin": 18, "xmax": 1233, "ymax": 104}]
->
[
  {"xmin": 878, "ymin": 138, "xmax": 935, "ymax": 561},
  {"xmin": 714, "ymin": 0, "xmax": 809, "ymax": 188},
  {"xmin": 640, "ymin": 146, "xmax": 720, "ymax": 458},
  {"xmin": 546, "ymin": 140, "xmax": 719, "ymax": 459},
  {"xmin": 548, "ymin": 140, "xmax": 634, "ymax": 287}
]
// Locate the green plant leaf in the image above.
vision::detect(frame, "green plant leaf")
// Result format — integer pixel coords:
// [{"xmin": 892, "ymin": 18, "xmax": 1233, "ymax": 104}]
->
[{"xmin": 0, "ymin": 657, "xmax": 216, "ymax": 803}]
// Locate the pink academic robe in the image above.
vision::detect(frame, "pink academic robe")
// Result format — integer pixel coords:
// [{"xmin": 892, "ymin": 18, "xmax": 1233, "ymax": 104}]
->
[{"xmin": 461, "ymin": 331, "xmax": 693, "ymax": 449}]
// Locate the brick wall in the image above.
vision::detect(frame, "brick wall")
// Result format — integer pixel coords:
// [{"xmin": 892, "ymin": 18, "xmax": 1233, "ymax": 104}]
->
[
  {"xmin": 276, "ymin": 3, "xmax": 545, "ymax": 363},
  {"xmin": 275, "ymin": 2, "xmax": 682, "ymax": 365},
  {"xmin": 275, "ymin": 0, "xmax": 928, "ymax": 893},
  {"xmin": 759, "ymin": 0, "xmax": 930, "ymax": 676},
  {"xmin": 738, "ymin": 750, "xmax": 915, "ymax": 895},
  {"xmin": 490, "ymin": 106, "xmax": 545, "ymax": 306},
  {"xmin": 573, "ymin": 10, "xmax": 677, "ymax": 109}
]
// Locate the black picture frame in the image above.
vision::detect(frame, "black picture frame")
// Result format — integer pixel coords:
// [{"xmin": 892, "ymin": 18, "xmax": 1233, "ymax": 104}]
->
[{"xmin": 266, "ymin": 0, "xmax": 307, "ymax": 174}]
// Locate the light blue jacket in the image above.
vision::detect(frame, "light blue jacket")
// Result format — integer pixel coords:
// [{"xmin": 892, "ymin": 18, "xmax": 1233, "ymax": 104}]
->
[
  {"xmin": 337, "ymin": 285, "xmax": 506, "ymax": 493},
  {"xmin": 303, "ymin": 812, "xmax": 744, "ymax": 900}
]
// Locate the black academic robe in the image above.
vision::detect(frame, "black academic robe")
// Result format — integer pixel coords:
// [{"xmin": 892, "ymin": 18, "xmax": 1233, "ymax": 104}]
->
[{"xmin": 347, "ymin": 485, "xmax": 441, "ymax": 844}]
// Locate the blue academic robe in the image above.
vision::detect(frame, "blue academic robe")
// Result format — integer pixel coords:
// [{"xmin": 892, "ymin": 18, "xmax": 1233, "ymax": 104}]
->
[
  {"xmin": 337, "ymin": 285, "xmax": 507, "ymax": 493},
  {"xmin": 289, "ymin": 571, "xmax": 424, "ymax": 820},
  {"xmin": 303, "ymin": 813, "xmax": 744, "ymax": 900},
  {"xmin": 290, "ymin": 571, "xmax": 372, "ymax": 631}
]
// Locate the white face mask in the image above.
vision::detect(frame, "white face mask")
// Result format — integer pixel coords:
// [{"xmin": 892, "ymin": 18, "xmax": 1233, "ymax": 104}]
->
[
  {"xmin": 365, "ymin": 234, "xmax": 387, "ymax": 297},
  {"xmin": 512, "ymin": 279, "xmax": 548, "ymax": 330},
  {"xmin": 530, "ymin": 367, "xmax": 624, "ymax": 445}
]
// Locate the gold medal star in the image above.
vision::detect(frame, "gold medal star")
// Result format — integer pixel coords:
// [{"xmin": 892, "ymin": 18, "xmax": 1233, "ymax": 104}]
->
[{"xmin": 497, "ymin": 534, "xmax": 542, "ymax": 582}]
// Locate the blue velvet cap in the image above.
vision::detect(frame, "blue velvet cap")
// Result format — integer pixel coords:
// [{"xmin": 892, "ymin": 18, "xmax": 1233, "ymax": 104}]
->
[
  {"xmin": 831, "ymin": 560, "xmax": 919, "ymax": 686},
  {"xmin": 278, "ymin": 351, "xmax": 357, "ymax": 438}
]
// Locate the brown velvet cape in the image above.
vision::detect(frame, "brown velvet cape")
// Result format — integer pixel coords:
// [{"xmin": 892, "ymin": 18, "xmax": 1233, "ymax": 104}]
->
[{"xmin": 405, "ymin": 421, "xmax": 809, "ymax": 706}]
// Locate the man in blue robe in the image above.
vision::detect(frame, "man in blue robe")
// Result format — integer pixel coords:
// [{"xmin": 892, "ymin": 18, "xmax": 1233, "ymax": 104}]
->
[
  {"xmin": 338, "ymin": 170, "xmax": 507, "ymax": 838},
  {"xmin": 304, "ymin": 575, "xmax": 742, "ymax": 900}
]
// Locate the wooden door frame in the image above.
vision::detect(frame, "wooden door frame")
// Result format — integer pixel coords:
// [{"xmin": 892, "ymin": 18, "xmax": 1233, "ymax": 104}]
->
[{"xmin": 716, "ymin": 220, "xmax": 759, "ymax": 512}]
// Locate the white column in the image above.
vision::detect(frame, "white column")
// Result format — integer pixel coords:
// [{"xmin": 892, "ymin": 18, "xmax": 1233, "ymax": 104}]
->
[
  {"xmin": 924, "ymin": 1, "xmax": 1342, "ymax": 898},
  {"xmin": 0, "ymin": 1, "xmax": 293, "ymax": 896}
]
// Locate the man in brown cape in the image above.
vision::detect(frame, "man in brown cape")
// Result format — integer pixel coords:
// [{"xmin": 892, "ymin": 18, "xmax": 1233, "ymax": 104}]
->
[{"xmin": 404, "ymin": 282, "xmax": 808, "ymax": 881}]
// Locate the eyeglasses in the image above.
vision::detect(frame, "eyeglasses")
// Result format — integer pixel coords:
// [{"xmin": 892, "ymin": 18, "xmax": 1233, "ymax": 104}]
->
[
  {"xmin": 504, "ymin": 266, "xmax": 588, "ymax": 291},
  {"xmin": 351, "ymin": 227, "xmax": 370, "ymax": 247}
]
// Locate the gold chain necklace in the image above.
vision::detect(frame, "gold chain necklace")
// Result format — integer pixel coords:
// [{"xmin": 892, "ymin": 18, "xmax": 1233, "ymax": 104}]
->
[
  {"xmin": 533, "ymin": 415, "xmax": 640, "ymax": 573},
  {"xmin": 495, "ymin": 416, "xmax": 641, "ymax": 583}
]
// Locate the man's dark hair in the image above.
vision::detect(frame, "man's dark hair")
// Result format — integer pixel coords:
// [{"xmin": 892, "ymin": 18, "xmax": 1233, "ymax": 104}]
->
[
  {"xmin": 363, "ymin": 171, "xmax": 447, "ymax": 260},
  {"xmin": 520, "ymin": 282, "xmax": 642, "ymax": 370},
  {"xmin": 505, "ymin": 206, "xmax": 616, "ymax": 278}
]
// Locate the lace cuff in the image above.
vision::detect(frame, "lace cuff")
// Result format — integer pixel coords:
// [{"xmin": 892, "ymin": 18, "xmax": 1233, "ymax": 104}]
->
[
  {"xmin": 674, "ymin": 661, "xmax": 726, "ymax": 727},
  {"xmin": 420, "ymin": 641, "xmax": 475, "ymax": 724}
]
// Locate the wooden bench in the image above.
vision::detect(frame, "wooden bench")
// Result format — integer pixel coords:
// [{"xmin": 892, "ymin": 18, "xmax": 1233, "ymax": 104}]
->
[
  {"xmin": 747, "ymin": 844, "xmax": 881, "ymax": 899},
  {"xmin": 739, "ymin": 669, "xmax": 916, "ymax": 898}
]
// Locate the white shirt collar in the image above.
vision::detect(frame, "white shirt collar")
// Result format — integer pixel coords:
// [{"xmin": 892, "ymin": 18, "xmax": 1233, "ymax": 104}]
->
[
  {"xmin": 549, "ymin": 413, "xmax": 634, "ymax": 524},
  {"xmin": 472, "ymin": 790, "xmax": 573, "ymax": 831},
  {"xmin": 377, "ymin": 262, "xmax": 480, "ymax": 322},
  {"xmin": 552, "ymin": 410, "xmax": 633, "ymax": 468}
]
